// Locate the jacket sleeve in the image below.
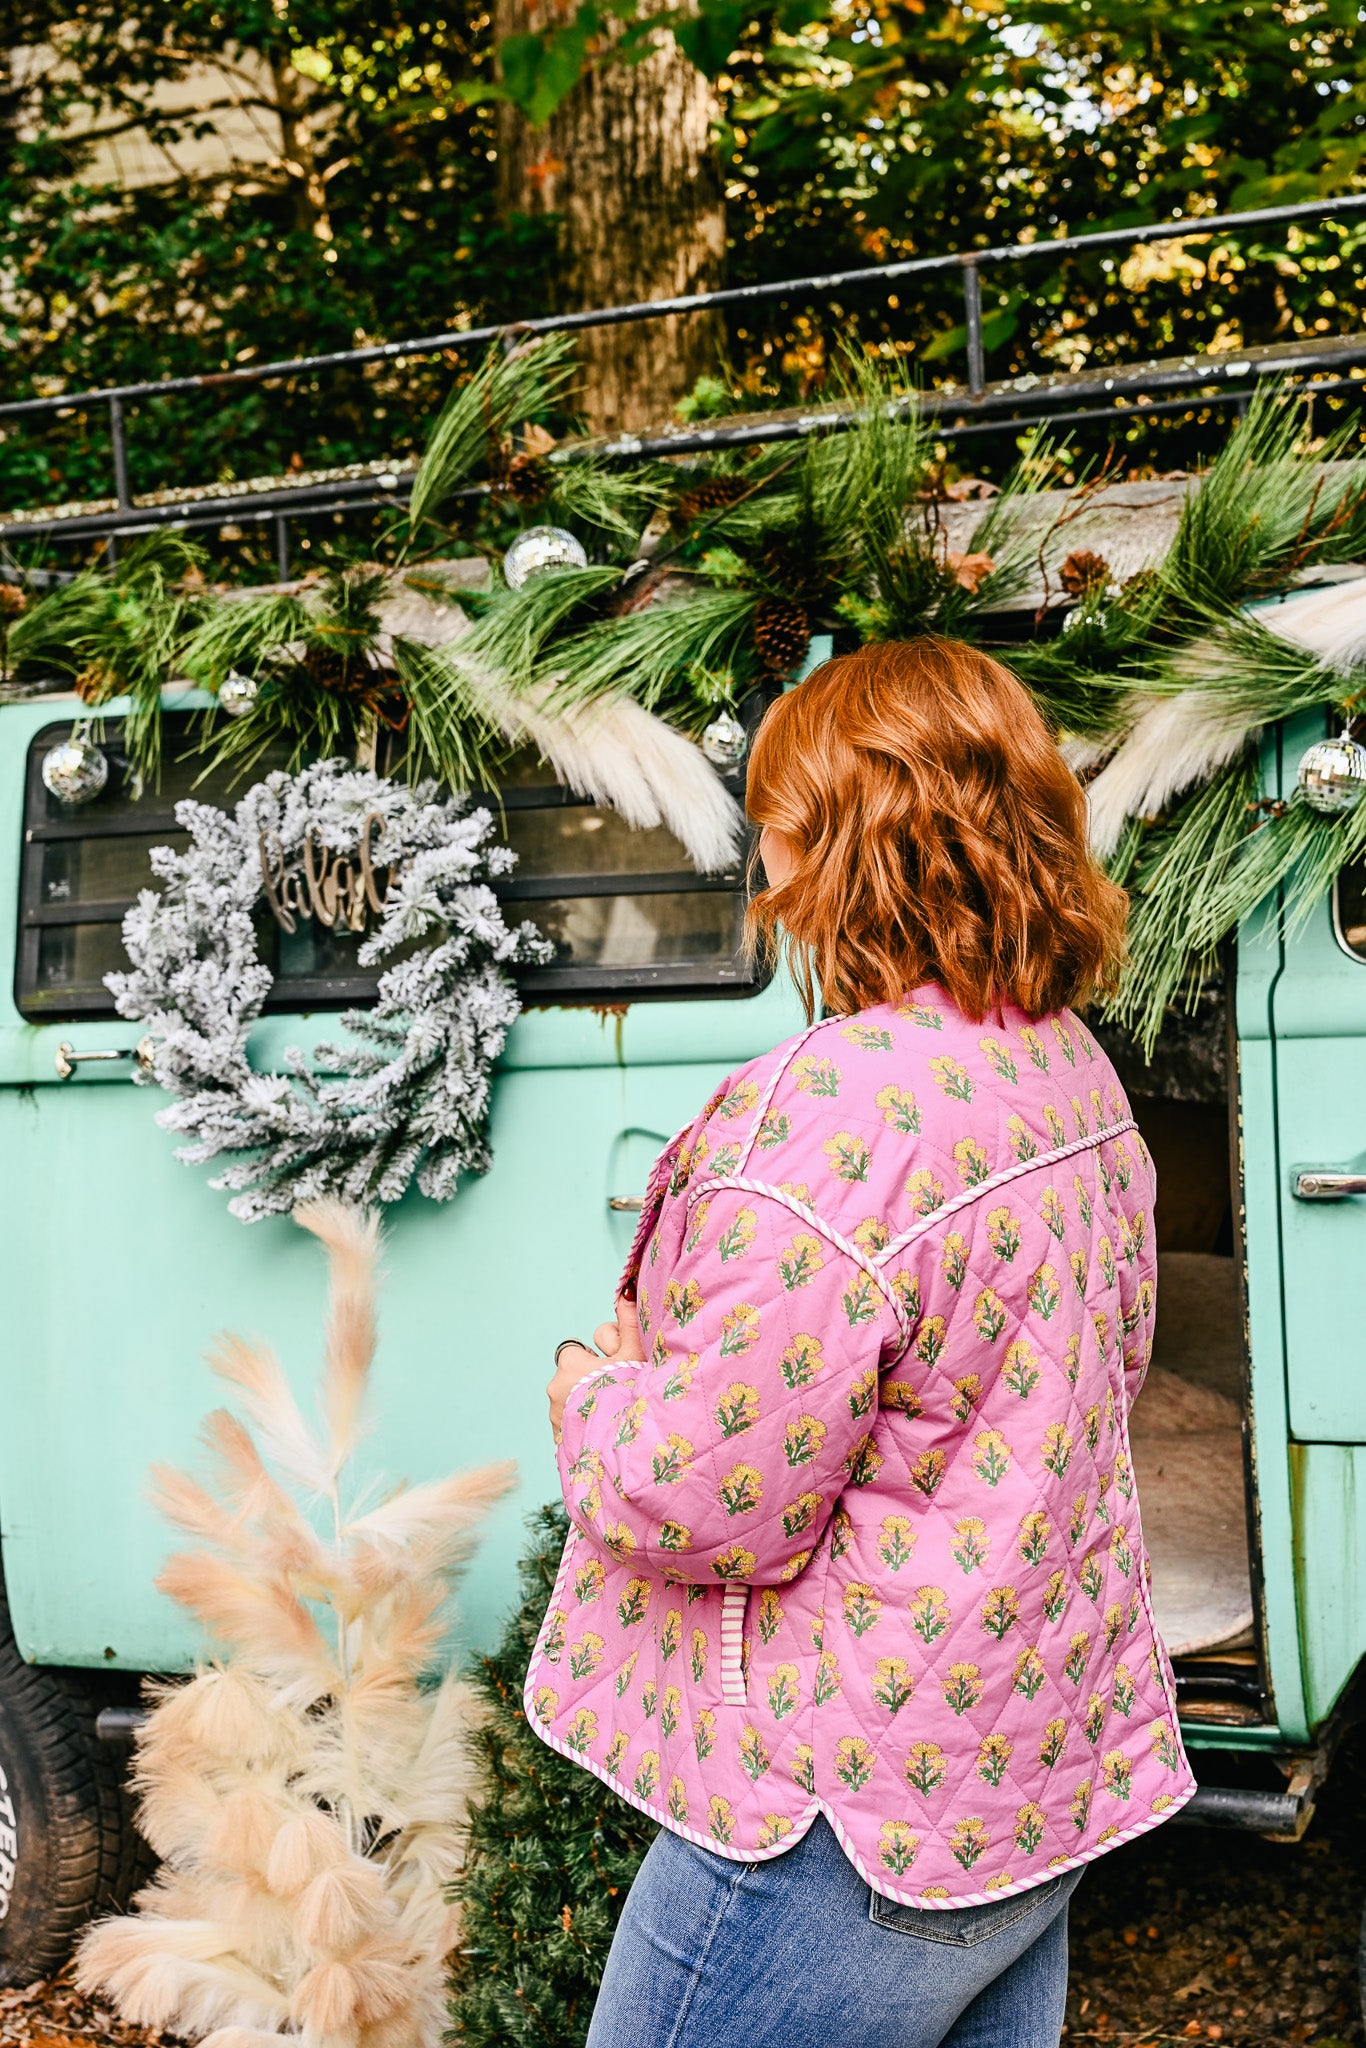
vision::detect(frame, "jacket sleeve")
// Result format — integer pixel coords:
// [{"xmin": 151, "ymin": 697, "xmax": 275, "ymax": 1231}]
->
[{"xmin": 555, "ymin": 1183, "xmax": 899, "ymax": 1586}]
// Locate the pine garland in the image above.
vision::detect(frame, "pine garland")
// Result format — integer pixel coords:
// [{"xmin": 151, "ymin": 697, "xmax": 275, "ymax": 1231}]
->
[{"xmin": 447, "ymin": 1507, "xmax": 655, "ymax": 2048}]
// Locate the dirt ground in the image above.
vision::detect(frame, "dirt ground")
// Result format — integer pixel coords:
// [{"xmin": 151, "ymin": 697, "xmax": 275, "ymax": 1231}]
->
[{"xmin": 3, "ymin": 1740, "xmax": 1363, "ymax": 2047}]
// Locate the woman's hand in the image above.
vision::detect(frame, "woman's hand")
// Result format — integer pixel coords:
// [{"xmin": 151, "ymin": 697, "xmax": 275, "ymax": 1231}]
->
[{"xmin": 548, "ymin": 1296, "xmax": 644, "ymax": 1436}]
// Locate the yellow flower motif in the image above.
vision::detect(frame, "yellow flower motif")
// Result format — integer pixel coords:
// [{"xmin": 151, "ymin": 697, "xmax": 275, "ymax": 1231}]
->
[
  {"xmin": 711, "ymin": 1543, "xmax": 757, "ymax": 1581},
  {"xmin": 954, "ymin": 1135, "xmax": 990, "ymax": 1187},
  {"xmin": 574, "ymin": 1559, "xmax": 606, "ymax": 1604},
  {"xmin": 791, "ymin": 1054, "xmax": 843, "ymax": 1096},
  {"xmin": 532, "ymin": 1687, "xmax": 558, "ymax": 1725},
  {"xmin": 823, "ymin": 1131, "xmax": 872, "ymax": 1182},
  {"xmin": 877, "ymin": 1514, "xmax": 917, "ymax": 1571},
  {"xmin": 708, "ymin": 1795, "xmax": 736, "ymax": 1844},
  {"xmin": 778, "ymin": 1332, "xmax": 826, "ymax": 1387},
  {"xmin": 971, "ymin": 1429, "xmax": 1012, "ymax": 1486},
  {"xmin": 757, "ymin": 1814, "xmax": 794, "ymax": 1849},
  {"xmin": 663, "ymin": 1276, "xmax": 704, "ymax": 1325},
  {"xmin": 834, "ymin": 1735, "xmax": 876, "ymax": 1791},
  {"xmin": 719, "ymin": 1302, "xmax": 761, "ymax": 1357},
  {"xmin": 718, "ymin": 1462, "xmax": 763, "ymax": 1516},
  {"xmin": 929, "ymin": 1054, "xmax": 974, "ymax": 1101},
  {"xmin": 564, "ymin": 1708, "xmax": 598, "ymax": 1754},
  {"xmin": 877, "ymin": 1820, "xmax": 920, "ymax": 1875},
  {"xmin": 875, "ymin": 1081, "xmax": 921, "ymax": 1132},
  {"xmin": 613, "ymin": 1580, "xmax": 649, "ymax": 1629},
  {"xmin": 909, "ymin": 1585, "xmax": 951, "ymax": 1644},
  {"xmin": 601, "ymin": 1520, "xmax": 636, "ymax": 1562},
  {"xmin": 713, "ymin": 1384, "xmax": 760, "ymax": 1438},
  {"xmin": 568, "ymin": 1631, "xmax": 606, "ymax": 1679},
  {"xmin": 650, "ymin": 1432, "xmax": 695, "ymax": 1484},
  {"xmin": 970, "ymin": 1736, "xmax": 1015, "ymax": 1785},
  {"xmin": 950, "ymin": 1516, "xmax": 989, "ymax": 1575},
  {"xmin": 904, "ymin": 1741, "xmax": 948, "ymax": 1794},
  {"xmin": 853, "ymin": 1215, "xmax": 892, "ymax": 1253},
  {"xmin": 767, "ymin": 1662, "xmax": 800, "ymax": 1721},
  {"xmin": 716, "ymin": 1207, "xmax": 757, "ymax": 1262},
  {"xmin": 738, "ymin": 1725, "xmax": 771, "ymax": 1782},
  {"xmin": 1014, "ymin": 1801, "xmax": 1046, "ymax": 1853},
  {"xmin": 942, "ymin": 1662, "xmax": 985, "ymax": 1714},
  {"xmin": 949, "ymin": 1816, "xmax": 990, "ymax": 1869},
  {"xmin": 842, "ymin": 1581, "xmax": 883, "ymax": 1636},
  {"xmin": 778, "ymin": 1232, "xmax": 826, "ymax": 1290},
  {"xmin": 872, "ymin": 1655, "xmax": 915, "ymax": 1713},
  {"xmin": 604, "ymin": 1731, "xmax": 628, "ymax": 1776},
  {"xmin": 905, "ymin": 1168, "xmax": 946, "ymax": 1216},
  {"xmin": 668, "ymin": 1775, "xmax": 689, "ymax": 1823}
]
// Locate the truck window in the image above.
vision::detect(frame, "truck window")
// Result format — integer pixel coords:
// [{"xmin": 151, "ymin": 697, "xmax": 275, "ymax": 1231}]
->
[
  {"xmin": 1334, "ymin": 855, "xmax": 1366, "ymax": 962},
  {"xmin": 15, "ymin": 714, "xmax": 762, "ymax": 1020}
]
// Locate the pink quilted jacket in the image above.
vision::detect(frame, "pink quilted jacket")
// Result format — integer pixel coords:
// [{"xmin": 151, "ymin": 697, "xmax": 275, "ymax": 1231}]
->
[{"xmin": 525, "ymin": 990, "xmax": 1195, "ymax": 1906}]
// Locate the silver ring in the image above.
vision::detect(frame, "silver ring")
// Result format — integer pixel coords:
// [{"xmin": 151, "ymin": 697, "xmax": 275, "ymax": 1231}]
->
[{"xmin": 555, "ymin": 1337, "xmax": 590, "ymax": 1366}]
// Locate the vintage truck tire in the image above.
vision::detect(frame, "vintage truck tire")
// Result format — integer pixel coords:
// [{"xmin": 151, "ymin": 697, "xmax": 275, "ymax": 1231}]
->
[{"xmin": 0, "ymin": 1588, "xmax": 144, "ymax": 1985}]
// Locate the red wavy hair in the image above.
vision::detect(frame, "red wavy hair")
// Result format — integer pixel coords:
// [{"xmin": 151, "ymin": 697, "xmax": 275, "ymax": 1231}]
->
[{"xmin": 744, "ymin": 638, "xmax": 1127, "ymax": 1023}]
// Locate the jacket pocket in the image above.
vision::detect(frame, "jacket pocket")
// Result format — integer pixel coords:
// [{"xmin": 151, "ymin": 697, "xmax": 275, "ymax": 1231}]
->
[
  {"xmin": 869, "ymin": 1866, "xmax": 1081, "ymax": 1947},
  {"xmin": 719, "ymin": 1583, "xmax": 749, "ymax": 1704}
]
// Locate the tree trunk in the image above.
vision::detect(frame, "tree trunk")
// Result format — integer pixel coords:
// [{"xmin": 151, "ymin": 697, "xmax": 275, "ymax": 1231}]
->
[{"xmin": 495, "ymin": 1, "xmax": 725, "ymax": 436}]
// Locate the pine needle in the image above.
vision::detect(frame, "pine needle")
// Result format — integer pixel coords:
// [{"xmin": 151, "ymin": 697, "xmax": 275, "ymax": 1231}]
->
[{"xmin": 409, "ymin": 335, "xmax": 579, "ymax": 533}]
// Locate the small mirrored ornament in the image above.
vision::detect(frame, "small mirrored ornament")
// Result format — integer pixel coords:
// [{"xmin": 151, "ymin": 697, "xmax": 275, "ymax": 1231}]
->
[
  {"xmin": 701, "ymin": 710, "xmax": 748, "ymax": 770},
  {"xmin": 1296, "ymin": 727, "xmax": 1366, "ymax": 815},
  {"xmin": 218, "ymin": 669, "xmax": 259, "ymax": 719},
  {"xmin": 502, "ymin": 525, "xmax": 588, "ymax": 590},
  {"xmin": 41, "ymin": 731, "xmax": 109, "ymax": 806}
]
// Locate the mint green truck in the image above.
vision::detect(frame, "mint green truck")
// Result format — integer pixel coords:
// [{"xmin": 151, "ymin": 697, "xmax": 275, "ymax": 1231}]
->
[{"xmin": 0, "ymin": 689, "xmax": 1361, "ymax": 1991}]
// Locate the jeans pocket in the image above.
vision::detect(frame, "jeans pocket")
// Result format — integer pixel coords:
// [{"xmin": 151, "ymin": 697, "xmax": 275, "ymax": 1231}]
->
[{"xmin": 869, "ymin": 1867, "xmax": 1079, "ymax": 1948}]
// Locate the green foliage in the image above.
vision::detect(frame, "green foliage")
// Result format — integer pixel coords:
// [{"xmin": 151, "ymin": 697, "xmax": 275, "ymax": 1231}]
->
[
  {"xmin": 10, "ymin": 534, "xmax": 208, "ymax": 783},
  {"xmin": 182, "ymin": 565, "xmax": 503, "ymax": 790},
  {"xmin": 8, "ymin": 0, "xmax": 1366, "ymax": 532},
  {"xmin": 409, "ymin": 338, "xmax": 581, "ymax": 537},
  {"xmin": 1, "ymin": 0, "xmax": 557, "ymax": 521},
  {"xmin": 447, "ymin": 1504, "xmax": 654, "ymax": 2047}
]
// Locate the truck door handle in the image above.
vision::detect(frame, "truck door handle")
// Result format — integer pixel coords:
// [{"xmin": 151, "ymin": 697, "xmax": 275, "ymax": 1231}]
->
[
  {"xmin": 1293, "ymin": 1171, "xmax": 1366, "ymax": 1200},
  {"xmin": 54, "ymin": 1037, "xmax": 154, "ymax": 1080}
]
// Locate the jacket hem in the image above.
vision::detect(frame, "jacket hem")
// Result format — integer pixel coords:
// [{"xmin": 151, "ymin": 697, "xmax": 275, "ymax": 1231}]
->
[{"xmin": 523, "ymin": 1532, "xmax": 1199, "ymax": 1912}]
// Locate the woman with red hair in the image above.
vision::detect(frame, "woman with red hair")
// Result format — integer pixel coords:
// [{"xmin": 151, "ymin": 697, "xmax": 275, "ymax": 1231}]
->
[{"xmin": 533, "ymin": 639, "xmax": 1190, "ymax": 2048}]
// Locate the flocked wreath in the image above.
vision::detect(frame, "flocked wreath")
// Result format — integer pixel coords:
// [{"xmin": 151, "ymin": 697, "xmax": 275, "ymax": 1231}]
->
[{"xmin": 108, "ymin": 759, "xmax": 552, "ymax": 1222}]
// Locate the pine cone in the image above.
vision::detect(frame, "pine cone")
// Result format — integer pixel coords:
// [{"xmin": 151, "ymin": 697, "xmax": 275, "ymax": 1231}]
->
[
  {"xmin": 74, "ymin": 660, "xmax": 116, "ymax": 705},
  {"xmin": 760, "ymin": 539, "xmax": 809, "ymax": 598},
  {"xmin": 753, "ymin": 596, "xmax": 810, "ymax": 678},
  {"xmin": 675, "ymin": 477, "xmax": 749, "ymax": 524},
  {"xmin": 505, "ymin": 453, "xmax": 551, "ymax": 505},
  {"xmin": 1059, "ymin": 549, "xmax": 1111, "ymax": 598},
  {"xmin": 1118, "ymin": 566, "xmax": 1162, "ymax": 608}
]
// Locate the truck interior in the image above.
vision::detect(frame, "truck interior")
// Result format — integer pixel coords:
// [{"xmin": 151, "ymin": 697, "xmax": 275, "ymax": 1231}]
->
[{"xmin": 1090, "ymin": 992, "xmax": 1262, "ymax": 1731}]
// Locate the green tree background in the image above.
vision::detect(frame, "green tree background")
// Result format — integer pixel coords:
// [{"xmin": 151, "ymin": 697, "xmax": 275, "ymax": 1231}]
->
[{"xmin": 4, "ymin": 3, "xmax": 1366, "ymax": 512}]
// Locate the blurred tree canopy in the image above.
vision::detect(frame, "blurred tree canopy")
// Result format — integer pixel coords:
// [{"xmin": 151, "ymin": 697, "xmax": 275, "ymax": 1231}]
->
[{"xmin": 3, "ymin": 0, "xmax": 1366, "ymax": 516}]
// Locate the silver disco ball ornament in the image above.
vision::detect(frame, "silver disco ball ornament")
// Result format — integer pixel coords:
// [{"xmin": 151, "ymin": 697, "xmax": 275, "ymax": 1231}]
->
[
  {"xmin": 701, "ymin": 710, "xmax": 748, "ymax": 770},
  {"xmin": 218, "ymin": 669, "xmax": 260, "ymax": 718},
  {"xmin": 503, "ymin": 525, "xmax": 588, "ymax": 590},
  {"xmin": 1296, "ymin": 729, "xmax": 1366, "ymax": 815},
  {"xmin": 41, "ymin": 731, "xmax": 109, "ymax": 806}
]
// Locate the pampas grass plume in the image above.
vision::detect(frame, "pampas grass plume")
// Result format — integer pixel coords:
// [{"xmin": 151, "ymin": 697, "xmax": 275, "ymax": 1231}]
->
[
  {"xmin": 77, "ymin": 1201, "xmax": 514, "ymax": 2046},
  {"xmin": 265, "ymin": 1812, "xmax": 347, "ymax": 1897},
  {"xmin": 295, "ymin": 1862, "xmax": 389, "ymax": 1953}
]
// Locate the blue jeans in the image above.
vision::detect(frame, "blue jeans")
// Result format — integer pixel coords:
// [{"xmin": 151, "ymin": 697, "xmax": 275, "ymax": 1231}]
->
[{"xmin": 586, "ymin": 1816, "xmax": 1082, "ymax": 2048}]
